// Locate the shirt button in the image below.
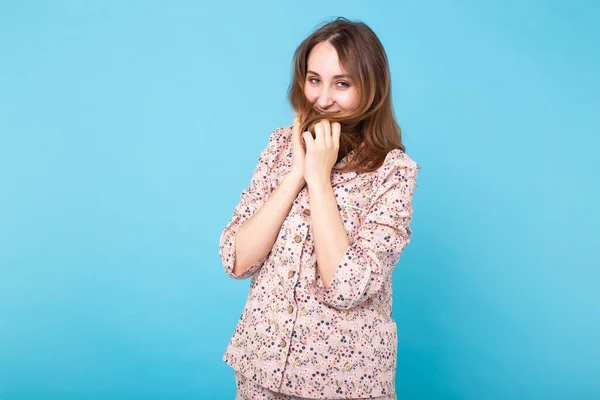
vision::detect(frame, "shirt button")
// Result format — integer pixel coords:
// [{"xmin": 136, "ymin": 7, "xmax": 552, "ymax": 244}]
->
[
  {"xmin": 303, "ymin": 209, "xmax": 311, "ymax": 216},
  {"xmin": 294, "ymin": 235, "xmax": 302, "ymax": 243},
  {"xmin": 287, "ymin": 305, "xmax": 294, "ymax": 314},
  {"xmin": 288, "ymin": 270, "xmax": 295, "ymax": 278},
  {"xmin": 279, "ymin": 339, "xmax": 287, "ymax": 348}
]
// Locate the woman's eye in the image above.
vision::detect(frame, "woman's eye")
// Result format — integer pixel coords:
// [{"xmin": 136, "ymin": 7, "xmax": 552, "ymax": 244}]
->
[{"xmin": 307, "ymin": 78, "xmax": 349, "ymax": 87}]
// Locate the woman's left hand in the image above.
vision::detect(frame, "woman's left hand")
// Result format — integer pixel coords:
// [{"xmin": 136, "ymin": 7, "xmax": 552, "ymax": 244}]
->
[{"xmin": 302, "ymin": 119, "xmax": 341, "ymax": 187}]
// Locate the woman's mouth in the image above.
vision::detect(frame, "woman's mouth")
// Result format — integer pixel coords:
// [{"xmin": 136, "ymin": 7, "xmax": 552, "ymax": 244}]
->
[{"xmin": 315, "ymin": 108, "xmax": 340, "ymax": 114}]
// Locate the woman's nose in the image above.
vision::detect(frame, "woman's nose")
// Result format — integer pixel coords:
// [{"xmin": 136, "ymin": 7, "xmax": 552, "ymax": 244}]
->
[{"xmin": 317, "ymin": 88, "xmax": 333, "ymax": 109}]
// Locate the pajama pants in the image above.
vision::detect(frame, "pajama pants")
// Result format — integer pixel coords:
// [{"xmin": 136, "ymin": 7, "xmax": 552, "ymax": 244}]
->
[{"xmin": 234, "ymin": 371, "xmax": 396, "ymax": 400}]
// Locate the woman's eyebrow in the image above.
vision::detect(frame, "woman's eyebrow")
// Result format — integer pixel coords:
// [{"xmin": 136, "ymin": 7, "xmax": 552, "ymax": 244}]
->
[{"xmin": 307, "ymin": 70, "xmax": 349, "ymax": 79}]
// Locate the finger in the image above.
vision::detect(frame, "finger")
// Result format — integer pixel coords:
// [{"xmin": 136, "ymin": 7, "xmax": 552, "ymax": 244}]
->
[
  {"xmin": 294, "ymin": 113, "xmax": 303, "ymax": 132},
  {"xmin": 321, "ymin": 119, "xmax": 332, "ymax": 147},
  {"xmin": 293, "ymin": 112, "xmax": 304, "ymax": 132},
  {"xmin": 314, "ymin": 122, "xmax": 324, "ymax": 146},
  {"xmin": 292, "ymin": 120, "xmax": 301, "ymax": 145},
  {"xmin": 302, "ymin": 131, "xmax": 314, "ymax": 151},
  {"xmin": 331, "ymin": 122, "xmax": 341, "ymax": 149}
]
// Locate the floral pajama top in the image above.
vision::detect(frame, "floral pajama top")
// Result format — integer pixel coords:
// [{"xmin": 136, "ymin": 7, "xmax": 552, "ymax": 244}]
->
[{"xmin": 219, "ymin": 126, "xmax": 419, "ymax": 399}]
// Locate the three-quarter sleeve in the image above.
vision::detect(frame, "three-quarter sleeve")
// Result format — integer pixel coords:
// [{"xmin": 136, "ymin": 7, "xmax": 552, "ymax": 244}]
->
[
  {"xmin": 219, "ymin": 128, "xmax": 282, "ymax": 280},
  {"xmin": 311, "ymin": 153, "xmax": 419, "ymax": 309}
]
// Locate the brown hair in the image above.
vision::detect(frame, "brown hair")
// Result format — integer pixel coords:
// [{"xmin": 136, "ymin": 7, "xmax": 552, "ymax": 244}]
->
[{"xmin": 288, "ymin": 17, "xmax": 406, "ymax": 173}]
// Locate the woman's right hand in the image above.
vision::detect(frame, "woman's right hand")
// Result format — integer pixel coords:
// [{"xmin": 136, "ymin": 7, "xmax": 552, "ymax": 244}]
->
[{"xmin": 289, "ymin": 113, "xmax": 306, "ymax": 183}]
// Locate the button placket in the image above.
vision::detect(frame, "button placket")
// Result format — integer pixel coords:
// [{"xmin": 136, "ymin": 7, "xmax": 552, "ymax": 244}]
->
[
  {"xmin": 277, "ymin": 219, "xmax": 303, "ymax": 357},
  {"xmin": 285, "ymin": 221, "xmax": 307, "ymax": 284}
]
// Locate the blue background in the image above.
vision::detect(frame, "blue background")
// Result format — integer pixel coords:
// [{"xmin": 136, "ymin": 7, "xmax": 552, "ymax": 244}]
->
[{"xmin": 1, "ymin": 1, "xmax": 598, "ymax": 399}]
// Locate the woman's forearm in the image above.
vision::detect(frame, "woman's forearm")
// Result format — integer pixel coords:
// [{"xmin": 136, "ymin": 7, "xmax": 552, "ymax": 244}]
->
[
  {"xmin": 307, "ymin": 181, "xmax": 349, "ymax": 289},
  {"xmin": 233, "ymin": 174, "xmax": 306, "ymax": 276}
]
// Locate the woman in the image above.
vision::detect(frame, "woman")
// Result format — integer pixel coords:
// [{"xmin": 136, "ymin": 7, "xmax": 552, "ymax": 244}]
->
[{"xmin": 219, "ymin": 17, "xmax": 419, "ymax": 400}]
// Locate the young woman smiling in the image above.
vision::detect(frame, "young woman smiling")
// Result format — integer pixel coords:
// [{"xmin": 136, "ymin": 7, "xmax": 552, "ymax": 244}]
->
[{"xmin": 219, "ymin": 17, "xmax": 419, "ymax": 400}]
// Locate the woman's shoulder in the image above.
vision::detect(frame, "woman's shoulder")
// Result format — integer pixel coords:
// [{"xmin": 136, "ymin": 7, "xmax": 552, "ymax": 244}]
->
[
  {"xmin": 377, "ymin": 148, "xmax": 419, "ymax": 175},
  {"xmin": 366, "ymin": 149, "xmax": 418, "ymax": 195},
  {"xmin": 267, "ymin": 125, "xmax": 293, "ymax": 145},
  {"xmin": 258, "ymin": 126, "xmax": 293, "ymax": 167}
]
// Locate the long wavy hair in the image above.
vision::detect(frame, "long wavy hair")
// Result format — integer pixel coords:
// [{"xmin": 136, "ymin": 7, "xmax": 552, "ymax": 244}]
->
[{"xmin": 288, "ymin": 17, "xmax": 405, "ymax": 173}]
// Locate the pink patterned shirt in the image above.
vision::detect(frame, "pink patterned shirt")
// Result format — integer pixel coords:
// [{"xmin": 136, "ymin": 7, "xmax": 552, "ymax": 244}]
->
[{"xmin": 219, "ymin": 125, "xmax": 419, "ymax": 399}]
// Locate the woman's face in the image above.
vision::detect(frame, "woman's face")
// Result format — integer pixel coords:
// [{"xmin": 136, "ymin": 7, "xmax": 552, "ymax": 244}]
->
[{"xmin": 303, "ymin": 41, "xmax": 360, "ymax": 115}]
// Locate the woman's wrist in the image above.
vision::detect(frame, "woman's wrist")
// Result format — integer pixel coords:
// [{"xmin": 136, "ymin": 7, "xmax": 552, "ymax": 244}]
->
[{"xmin": 284, "ymin": 171, "xmax": 306, "ymax": 190}]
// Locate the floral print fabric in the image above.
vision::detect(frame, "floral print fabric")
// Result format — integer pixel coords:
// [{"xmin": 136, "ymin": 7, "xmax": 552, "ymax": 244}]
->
[
  {"xmin": 219, "ymin": 126, "xmax": 418, "ymax": 399},
  {"xmin": 235, "ymin": 370, "xmax": 396, "ymax": 400}
]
